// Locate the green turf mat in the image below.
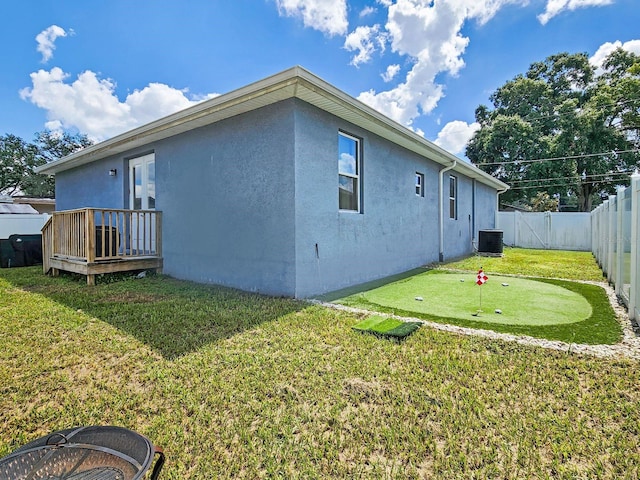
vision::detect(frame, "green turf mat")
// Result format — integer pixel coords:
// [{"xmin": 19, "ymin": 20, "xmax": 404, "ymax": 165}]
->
[{"xmin": 353, "ymin": 315, "xmax": 421, "ymax": 339}]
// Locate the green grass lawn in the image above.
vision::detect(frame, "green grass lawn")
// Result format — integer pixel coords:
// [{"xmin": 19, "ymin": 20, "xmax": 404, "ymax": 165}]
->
[
  {"xmin": 0, "ymin": 264, "xmax": 638, "ymax": 478},
  {"xmin": 332, "ymin": 249, "xmax": 621, "ymax": 345},
  {"xmin": 444, "ymin": 247, "xmax": 605, "ymax": 281}
]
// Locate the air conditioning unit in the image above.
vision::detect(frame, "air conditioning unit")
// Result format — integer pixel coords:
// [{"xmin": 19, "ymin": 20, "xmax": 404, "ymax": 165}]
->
[{"xmin": 478, "ymin": 230, "xmax": 503, "ymax": 256}]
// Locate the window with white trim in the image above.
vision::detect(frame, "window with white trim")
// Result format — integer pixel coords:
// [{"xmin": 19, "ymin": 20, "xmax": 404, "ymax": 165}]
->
[
  {"xmin": 415, "ymin": 172, "xmax": 424, "ymax": 197},
  {"xmin": 449, "ymin": 174, "xmax": 457, "ymax": 219},
  {"xmin": 338, "ymin": 132, "xmax": 361, "ymax": 212}
]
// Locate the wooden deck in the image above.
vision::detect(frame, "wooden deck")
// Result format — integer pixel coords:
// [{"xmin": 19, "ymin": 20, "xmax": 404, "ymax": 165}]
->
[{"xmin": 42, "ymin": 208, "xmax": 163, "ymax": 285}]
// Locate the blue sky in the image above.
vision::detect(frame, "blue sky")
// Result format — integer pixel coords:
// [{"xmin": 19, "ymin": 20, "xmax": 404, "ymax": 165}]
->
[{"xmin": 2, "ymin": 0, "xmax": 639, "ymax": 158}]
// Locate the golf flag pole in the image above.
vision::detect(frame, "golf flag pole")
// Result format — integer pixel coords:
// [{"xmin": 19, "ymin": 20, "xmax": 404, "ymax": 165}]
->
[{"xmin": 476, "ymin": 268, "xmax": 488, "ymax": 313}]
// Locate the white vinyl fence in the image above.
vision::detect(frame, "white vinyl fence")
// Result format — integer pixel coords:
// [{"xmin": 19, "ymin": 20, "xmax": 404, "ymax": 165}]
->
[
  {"xmin": 591, "ymin": 173, "xmax": 640, "ymax": 320},
  {"xmin": 0, "ymin": 214, "xmax": 51, "ymax": 239},
  {"xmin": 497, "ymin": 211, "xmax": 592, "ymax": 251}
]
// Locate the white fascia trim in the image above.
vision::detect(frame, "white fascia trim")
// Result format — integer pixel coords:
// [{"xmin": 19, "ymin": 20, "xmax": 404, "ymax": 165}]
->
[
  {"xmin": 36, "ymin": 67, "xmax": 303, "ymax": 175},
  {"xmin": 36, "ymin": 65, "xmax": 509, "ymax": 192}
]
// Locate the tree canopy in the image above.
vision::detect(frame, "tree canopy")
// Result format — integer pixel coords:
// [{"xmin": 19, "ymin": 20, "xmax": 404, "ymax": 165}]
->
[
  {"xmin": 467, "ymin": 50, "xmax": 640, "ymax": 211},
  {"xmin": 0, "ymin": 131, "xmax": 92, "ymax": 197}
]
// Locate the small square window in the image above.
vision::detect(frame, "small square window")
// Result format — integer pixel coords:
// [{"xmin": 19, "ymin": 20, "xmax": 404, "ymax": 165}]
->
[{"xmin": 415, "ymin": 172, "xmax": 424, "ymax": 197}]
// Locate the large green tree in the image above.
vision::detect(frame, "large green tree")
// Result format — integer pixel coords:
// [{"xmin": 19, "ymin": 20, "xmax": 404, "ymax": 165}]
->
[
  {"xmin": 467, "ymin": 50, "xmax": 640, "ymax": 211},
  {"xmin": 0, "ymin": 134, "xmax": 40, "ymax": 196},
  {"xmin": 0, "ymin": 131, "xmax": 92, "ymax": 197}
]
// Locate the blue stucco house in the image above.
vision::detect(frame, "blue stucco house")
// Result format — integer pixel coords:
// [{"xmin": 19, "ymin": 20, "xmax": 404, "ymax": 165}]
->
[{"xmin": 37, "ymin": 66, "xmax": 508, "ymax": 298}]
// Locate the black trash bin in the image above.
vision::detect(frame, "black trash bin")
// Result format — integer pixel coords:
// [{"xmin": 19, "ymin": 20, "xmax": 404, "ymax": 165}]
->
[
  {"xmin": 9, "ymin": 234, "xmax": 42, "ymax": 266},
  {"xmin": 95, "ymin": 226, "xmax": 119, "ymax": 257},
  {"xmin": 0, "ymin": 238, "xmax": 20, "ymax": 268}
]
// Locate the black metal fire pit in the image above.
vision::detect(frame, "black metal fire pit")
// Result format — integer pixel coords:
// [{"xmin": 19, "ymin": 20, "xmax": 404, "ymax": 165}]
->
[{"xmin": 0, "ymin": 426, "xmax": 165, "ymax": 480}]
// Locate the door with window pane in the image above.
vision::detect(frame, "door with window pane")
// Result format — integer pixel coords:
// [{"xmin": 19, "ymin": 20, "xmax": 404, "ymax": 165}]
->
[{"xmin": 129, "ymin": 154, "xmax": 156, "ymax": 254}]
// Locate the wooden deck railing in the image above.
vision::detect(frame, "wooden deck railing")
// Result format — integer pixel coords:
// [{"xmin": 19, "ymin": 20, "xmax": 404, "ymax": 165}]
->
[
  {"xmin": 42, "ymin": 208, "xmax": 162, "ymax": 268},
  {"xmin": 42, "ymin": 216, "xmax": 53, "ymax": 274}
]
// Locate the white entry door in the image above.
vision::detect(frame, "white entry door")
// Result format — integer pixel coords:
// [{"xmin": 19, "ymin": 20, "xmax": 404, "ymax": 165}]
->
[
  {"xmin": 129, "ymin": 153, "xmax": 155, "ymax": 210},
  {"xmin": 129, "ymin": 154, "xmax": 156, "ymax": 253}
]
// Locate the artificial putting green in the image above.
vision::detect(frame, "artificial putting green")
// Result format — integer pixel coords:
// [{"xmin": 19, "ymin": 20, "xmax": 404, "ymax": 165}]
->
[
  {"xmin": 355, "ymin": 271, "xmax": 591, "ymax": 326},
  {"xmin": 335, "ymin": 269, "xmax": 621, "ymax": 344}
]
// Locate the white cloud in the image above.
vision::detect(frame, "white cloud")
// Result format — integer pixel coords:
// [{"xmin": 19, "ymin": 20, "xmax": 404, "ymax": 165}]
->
[
  {"xmin": 360, "ymin": 6, "xmax": 377, "ymax": 17},
  {"xmin": 36, "ymin": 25, "xmax": 70, "ymax": 62},
  {"xmin": 20, "ymin": 67, "xmax": 217, "ymax": 141},
  {"xmin": 538, "ymin": 0, "xmax": 614, "ymax": 25},
  {"xmin": 339, "ymin": 152, "xmax": 356, "ymax": 174},
  {"xmin": 590, "ymin": 39, "xmax": 640, "ymax": 73},
  {"xmin": 381, "ymin": 64, "xmax": 401, "ymax": 82},
  {"xmin": 275, "ymin": 0, "xmax": 348, "ymax": 36},
  {"xmin": 357, "ymin": 0, "xmax": 525, "ymax": 127},
  {"xmin": 433, "ymin": 120, "xmax": 480, "ymax": 154},
  {"xmin": 344, "ymin": 25, "xmax": 386, "ymax": 67}
]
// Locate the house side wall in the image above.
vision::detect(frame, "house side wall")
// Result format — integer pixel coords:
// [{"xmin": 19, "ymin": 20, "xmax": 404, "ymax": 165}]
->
[
  {"xmin": 53, "ymin": 98, "xmax": 499, "ymax": 298},
  {"xmin": 55, "ymin": 102, "xmax": 298, "ymax": 296},
  {"xmin": 475, "ymin": 181, "xmax": 500, "ymax": 234},
  {"xmin": 55, "ymin": 157, "xmax": 126, "ymax": 210},
  {"xmin": 293, "ymin": 100, "xmax": 442, "ymax": 297},
  {"xmin": 154, "ymin": 102, "xmax": 297, "ymax": 295},
  {"xmin": 442, "ymin": 176, "xmax": 498, "ymax": 260},
  {"xmin": 292, "ymin": 100, "xmax": 498, "ymax": 297}
]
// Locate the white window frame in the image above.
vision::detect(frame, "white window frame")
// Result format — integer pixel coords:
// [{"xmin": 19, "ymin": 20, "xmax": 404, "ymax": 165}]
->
[
  {"xmin": 449, "ymin": 174, "xmax": 457, "ymax": 220},
  {"xmin": 415, "ymin": 172, "xmax": 424, "ymax": 197},
  {"xmin": 338, "ymin": 132, "xmax": 362, "ymax": 213}
]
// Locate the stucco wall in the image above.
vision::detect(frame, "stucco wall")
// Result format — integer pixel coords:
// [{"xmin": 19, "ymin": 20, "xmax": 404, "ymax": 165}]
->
[
  {"xmin": 475, "ymin": 181, "xmax": 500, "ymax": 234},
  {"xmin": 56, "ymin": 102, "xmax": 298, "ymax": 296},
  {"xmin": 293, "ymin": 100, "xmax": 469, "ymax": 297},
  {"xmin": 55, "ymin": 156, "xmax": 127, "ymax": 211},
  {"xmin": 53, "ymin": 98, "xmax": 498, "ymax": 298},
  {"xmin": 441, "ymin": 177, "xmax": 498, "ymax": 261},
  {"xmin": 154, "ymin": 101, "xmax": 297, "ymax": 295}
]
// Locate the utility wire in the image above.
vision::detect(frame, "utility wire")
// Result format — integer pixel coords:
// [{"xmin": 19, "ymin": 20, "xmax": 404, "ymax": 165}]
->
[
  {"xmin": 490, "ymin": 98, "xmax": 640, "ymax": 122},
  {"xmin": 488, "ymin": 98, "xmax": 640, "ymax": 125},
  {"xmin": 508, "ymin": 171, "xmax": 635, "ymax": 185},
  {"xmin": 509, "ymin": 178, "xmax": 631, "ymax": 191},
  {"xmin": 476, "ymin": 148, "xmax": 639, "ymax": 167}
]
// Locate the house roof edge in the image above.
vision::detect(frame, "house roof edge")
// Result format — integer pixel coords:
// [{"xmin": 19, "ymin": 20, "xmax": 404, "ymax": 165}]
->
[{"xmin": 36, "ymin": 65, "xmax": 508, "ymax": 191}]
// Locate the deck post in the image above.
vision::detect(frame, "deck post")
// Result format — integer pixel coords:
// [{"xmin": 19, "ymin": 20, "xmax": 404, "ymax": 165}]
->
[
  {"xmin": 155, "ymin": 212, "xmax": 163, "ymax": 274},
  {"xmin": 86, "ymin": 208, "xmax": 95, "ymax": 263},
  {"xmin": 155, "ymin": 212, "xmax": 163, "ymax": 257}
]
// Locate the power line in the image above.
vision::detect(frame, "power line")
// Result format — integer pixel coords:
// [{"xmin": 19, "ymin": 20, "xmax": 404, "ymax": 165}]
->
[
  {"xmin": 490, "ymin": 97, "xmax": 640, "ymax": 125},
  {"xmin": 508, "ymin": 178, "xmax": 631, "ymax": 191},
  {"xmin": 508, "ymin": 171, "xmax": 635, "ymax": 185},
  {"xmin": 476, "ymin": 148, "xmax": 639, "ymax": 167}
]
